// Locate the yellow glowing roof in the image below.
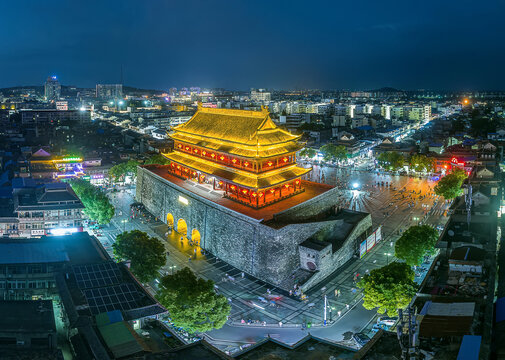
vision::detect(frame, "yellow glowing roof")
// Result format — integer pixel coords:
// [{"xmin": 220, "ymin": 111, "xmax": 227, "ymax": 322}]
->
[
  {"xmin": 172, "ymin": 105, "xmax": 301, "ymax": 148},
  {"xmin": 171, "ymin": 132, "xmax": 304, "ymax": 158},
  {"xmin": 164, "ymin": 151, "xmax": 310, "ymax": 189}
]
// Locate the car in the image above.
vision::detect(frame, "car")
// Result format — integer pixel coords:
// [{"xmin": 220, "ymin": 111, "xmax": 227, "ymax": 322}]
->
[
  {"xmin": 371, "ymin": 323, "xmax": 390, "ymax": 333},
  {"xmin": 352, "ymin": 332, "xmax": 371, "ymax": 347},
  {"xmin": 377, "ymin": 316, "xmax": 397, "ymax": 326}
]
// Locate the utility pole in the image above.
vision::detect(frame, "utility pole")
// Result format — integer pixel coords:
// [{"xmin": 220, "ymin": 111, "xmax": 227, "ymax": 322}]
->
[{"xmin": 323, "ymin": 293, "xmax": 327, "ymax": 326}]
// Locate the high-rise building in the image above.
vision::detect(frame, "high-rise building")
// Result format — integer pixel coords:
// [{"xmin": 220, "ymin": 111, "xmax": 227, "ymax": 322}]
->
[
  {"xmin": 44, "ymin": 76, "xmax": 61, "ymax": 101},
  {"xmin": 95, "ymin": 84, "xmax": 123, "ymax": 99},
  {"xmin": 251, "ymin": 89, "xmax": 271, "ymax": 102}
]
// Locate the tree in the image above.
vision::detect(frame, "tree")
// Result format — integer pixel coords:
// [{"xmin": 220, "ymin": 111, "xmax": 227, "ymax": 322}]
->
[
  {"xmin": 395, "ymin": 225, "xmax": 439, "ymax": 266},
  {"xmin": 112, "ymin": 230, "xmax": 166, "ymax": 283},
  {"xmin": 144, "ymin": 154, "xmax": 170, "ymax": 165},
  {"xmin": 377, "ymin": 151, "xmax": 404, "ymax": 171},
  {"xmin": 409, "ymin": 154, "xmax": 435, "ymax": 173},
  {"xmin": 434, "ymin": 168, "xmax": 467, "ymax": 199},
  {"xmin": 69, "ymin": 179, "xmax": 115, "ymax": 224},
  {"xmin": 358, "ymin": 262, "xmax": 417, "ymax": 316},
  {"xmin": 108, "ymin": 160, "xmax": 140, "ymax": 182},
  {"xmin": 299, "ymin": 148, "xmax": 317, "ymax": 159},
  {"xmin": 319, "ymin": 144, "xmax": 348, "ymax": 162},
  {"xmin": 156, "ymin": 267, "xmax": 231, "ymax": 333}
]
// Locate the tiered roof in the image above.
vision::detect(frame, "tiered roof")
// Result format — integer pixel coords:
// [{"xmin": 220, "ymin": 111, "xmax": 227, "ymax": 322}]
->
[{"xmin": 170, "ymin": 105, "xmax": 304, "ymax": 158}]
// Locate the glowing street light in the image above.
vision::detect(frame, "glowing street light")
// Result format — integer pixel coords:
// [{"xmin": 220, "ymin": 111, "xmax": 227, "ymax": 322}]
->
[
  {"xmin": 352, "ymin": 182, "xmax": 359, "ymax": 189},
  {"xmin": 384, "ymin": 252, "xmax": 392, "ymax": 265}
]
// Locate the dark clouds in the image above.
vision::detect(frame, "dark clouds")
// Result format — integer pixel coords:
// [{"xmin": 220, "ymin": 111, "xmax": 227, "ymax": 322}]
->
[{"xmin": 1, "ymin": 0, "xmax": 504, "ymax": 90}]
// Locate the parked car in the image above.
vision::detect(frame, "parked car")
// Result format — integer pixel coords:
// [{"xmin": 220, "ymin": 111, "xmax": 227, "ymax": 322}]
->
[
  {"xmin": 352, "ymin": 332, "xmax": 371, "ymax": 347},
  {"xmin": 377, "ymin": 316, "xmax": 397, "ymax": 326},
  {"xmin": 371, "ymin": 323, "xmax": 390, "ymax": 333}
]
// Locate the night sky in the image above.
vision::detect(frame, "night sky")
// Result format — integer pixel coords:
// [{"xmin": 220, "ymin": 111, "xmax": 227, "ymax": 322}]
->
[{"xmin": 2, "ymin": 0, "xmax": 505, "ymax": 90}]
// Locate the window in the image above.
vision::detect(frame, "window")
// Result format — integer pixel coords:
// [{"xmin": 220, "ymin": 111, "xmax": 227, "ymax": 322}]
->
[{"xmin": 28, "ymin": 281, "xmax": 36, "ymax": 289}]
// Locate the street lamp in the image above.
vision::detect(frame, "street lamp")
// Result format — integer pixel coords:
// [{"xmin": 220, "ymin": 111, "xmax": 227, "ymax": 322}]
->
[
  {"xmin": 384, "ymin": 252, "xmax": 391, "ymax": 265},
  {"xmin": 169, "ymin": 265, "xmax": 176, "ymax": 275},
  {"xmin": 121, "ymin": 219, "xmax": 128, "ymax": 232}
]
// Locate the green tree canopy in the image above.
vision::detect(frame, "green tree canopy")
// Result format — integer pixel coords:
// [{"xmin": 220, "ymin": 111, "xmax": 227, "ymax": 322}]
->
[
  {"xmin": 409, "ymin": 154, "xmax": 435, "ymax": 173},
  {"xmin": 112, "ymin": 230, "xmax": 166, "ymax": 283},
  {"xmin": 144, "ymin": 154, "xmax": 170, "ymax": 165},
  {"xmin": 69, "ymin": 179, "xmax": 115, "ymax": 224},
  {"xmin": 319, "ymin": 144, "xmax": 348, "ymax": 162},
  {"xmin": 395, "ymin": 225, "xmax": 439, "ymax": 266},
  {"xmin": 299, "ymin": 148, "xmax": 317, "ymax": 159},
  {"xmin": 376, "ymin": 151, "xmax": 404, "ymax": 171},
  {"xmin": 156, "ymin": 267, "xmax": 231, "ymax": 333},
  {"xmin": 109, "ymin": 160, "xmax": 140, "ymax": 182},
  {"xmin": 358, "ymin": 262, "xmax": 417, "ymax": 316},
  {"xmin": 434, "ymin": 168, "xmax": 467, "ymax": 199}
]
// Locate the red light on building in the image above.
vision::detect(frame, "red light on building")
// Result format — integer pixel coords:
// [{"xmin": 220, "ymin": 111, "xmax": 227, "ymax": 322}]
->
[
  {"xmin": 211, "ymin": 153, "xmax": 216, "ymax": 158},
  {"xmin": 295, "ymin": 179, "xmax": 300, "ymax": 184},
  {"xmin": 194, "ymin": 149, "xmax": 198, "ymax": 153},
  {"xmin": 267, "ymin": 161, "xmax": 273, "ymax": 166},
  {"xmin": 230, "ymin": 185, "xmax": 236, "ymax": 190},
  {"xmin": 218, "ymin": 181, "xmax": 223, "ymax": 186},
  {"xmin": 242, "ymin": 189, "xmax": 248, "ymax": 194},
  {"xmin": 258, "ymin": 192, "xmax": 264, "ymax": 197},
  {"xmin": 283, "ymin": 157, "xmax": 288, "ymax": 162},
  {"xmin": 178, "ymin": 144, "xmax": 182, "ymax": 149},
  {"xmin": 244, "ymin": 162, "xmax": 249, "ymax": 167},
  {"xmin": 185, "ymin": 147, "xmax": 190, "ymax": 151},
  {"xmin": 232, "ymin": 159, "xmax": 237, "ymax": 164},
  {"xmin": 202, "ymin": 151, "xmax": 207, "ymax": 156},
  {"xmin": 251, "ymin": 192, "xmax": 257, "ymax": 197},
  {"xmin": 220, "ymin": 156, "xmax": 225, "ymax": 161},
  {"xmin": 177, "ymin": 165, "xmax": 181, "ymax": 170}
]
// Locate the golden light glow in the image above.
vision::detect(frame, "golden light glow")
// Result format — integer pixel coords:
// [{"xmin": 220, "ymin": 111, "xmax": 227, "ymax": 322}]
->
[
  {"xmin": 232, "ymin": 159, "xmax": 237, "ymax": 164},
  {"xmin": 220, "ymin": 155, "xmax": 225, "ymax": 161}
]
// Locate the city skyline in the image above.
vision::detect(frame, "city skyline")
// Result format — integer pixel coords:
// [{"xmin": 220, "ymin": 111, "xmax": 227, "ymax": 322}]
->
[{"xmin": 1, "ymin": 0, "xmax": 505, "ymax": 91}]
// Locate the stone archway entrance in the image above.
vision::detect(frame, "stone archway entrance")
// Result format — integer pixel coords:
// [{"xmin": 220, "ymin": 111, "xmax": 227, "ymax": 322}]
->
[
  {"xmin": 177, "ymin": 219, "xmax": 187, "ymax": 236},
  {"xmin": 191, "ymin": 229, "xmax": 201, "ymax": 245},
  {"xmin": 166, "ymin": 213, "xmax": 174, "ymax": 228}
]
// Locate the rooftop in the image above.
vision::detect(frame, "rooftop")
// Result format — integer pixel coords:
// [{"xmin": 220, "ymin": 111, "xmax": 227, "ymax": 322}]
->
[
  {"xmin": 0, "ymin": 300, "xmax": 56, "ymax": 333},
  {"xmin": 174, "ymin": 105, "xmax": 299, "ymax": 146},
  {"xmin": 146, "ymin": 165, "xmax": 333, "ymax": 223}
]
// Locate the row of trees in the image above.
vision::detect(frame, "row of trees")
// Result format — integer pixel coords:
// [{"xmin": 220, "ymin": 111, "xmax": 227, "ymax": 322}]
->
[
  {"xmin": 376, "ymin": 152, "xmax": 435, "ymax": 173},
  {"xmin": 69, "ymin": 179, "xmax": 115, "ymax": 224},
  {"xmin": 112, "ymin": 230, "xmax": 230, "ymax": 333},
  {"xmin": 358, "ymin": 225, "xmax": 439, "ymax": 316},
  {"xmin": 299, "ymin": 144, "xmax": 348, "ymax": 162},
  {"xmin": 108, "ymin": 155, "xmax": 170, "ymax": 183}
]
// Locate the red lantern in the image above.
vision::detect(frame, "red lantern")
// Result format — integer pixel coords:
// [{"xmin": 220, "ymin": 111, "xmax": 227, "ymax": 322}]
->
[
  {"xmin": 211, "ymin": 153, "xmax": 216, "ymax": 158},
  {"xmin": 220, "ymin": 155, "xmax": 225, "ymax": 161},
  {"xmin": 176, "ymin": 165, "xmax": 181, "ymax": 170},
  {"xmin": 284, "ymin": 184, "xmax": 289, "ymax": 188},
  {"xmin": 267, "ymin": 161, "xmax": 273, "ymax": 166},
  {"xmin": 202, "ymin": 150, "xmax": 207, "ymax": 156},
  {"xmin": 231, "ymin": 185, "xmax": 236, "ymax": 190},
  {"xmin": 218, "ymin": 181, "xmax": 223, "ymax": 186},
  {"xmin": 244, "ymin": 161, "xmax": 249, "ymax": 167},
  {"xmin": 283, "ymin": 157, "xmax": 288, "ymax": 162},
  {"xmin": 194, "ymin": 149, "xmax": 198, "ymax": 153},
  {"xmin": 178, "ymin": 144, "xmax": 182, "ymax": 149},
  {"xmin": 171, "ymin": 163, "xmax": 175, "ymax": 167},
  {"xmin": 270, "ymin": 189, "xmax": 275, "ymax": 193},
  {"xmin": 295, "ymin": 179, "xmax": 300, "ymax": 184},
  {"xmin": 232, "ymin": 159, "xmax": 237, "ymax": 164},
  {"xmin": 185, "ymin": 146, "xmax": 190, "ymax": 151},
  {"xmin": 258, "ymin": 192, "xmax": 264, "ymax": 198},
  {"xmin": 251, "ymin": 192, "xmax": 257, "ymax": 197},
  {"xmin": 242, "ymin": 189, "xmax": 248, "ymax": 194}
]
